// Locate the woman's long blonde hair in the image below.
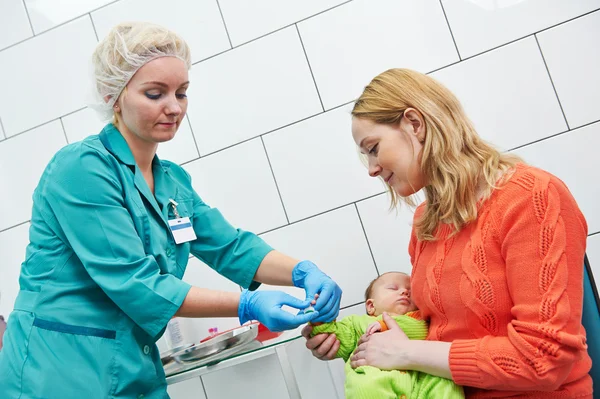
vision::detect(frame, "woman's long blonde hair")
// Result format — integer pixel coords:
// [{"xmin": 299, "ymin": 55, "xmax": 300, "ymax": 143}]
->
[{"xmin": 352, "ymin": 68, "xmax": 521, "ymax": 241}]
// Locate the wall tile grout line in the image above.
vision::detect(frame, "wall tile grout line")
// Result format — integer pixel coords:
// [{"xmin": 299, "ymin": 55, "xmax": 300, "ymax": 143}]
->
[
  {"xmin": 1, "ymin": 0, "xmax": 121, "ymax": 52},
  {"xmin": 354, "ymin": 203, "xmax": 381, "ymax": 276},
  {"xmin": 21, "ymin": 0, "xmax": 36, "ymax": 36},
  {"xmin": 508, "ymin": 118, "xmax": 600, "ymax": 152},
  {"xmin": 426, "ymin": 7, "xmax": 600, "ymax": 75},
  {"xmin": 181, "ymin": 99, "xmax": 356, "ymax": 164},
  {"xmin": 58, "ymin": 118, "xmax": 70, "ymax": 144},
  {"xmin": 227, "ymin": 0, "xmax": 356, "ymax": 50},
  {"xmin": 295, "ymin": 24, "xmax": 325, "ymax": 112},
  {"xmin": 260, "ymin": 136, "xmax": 291, "ymax": 224},
  {"xmin": 199, "ymin": 375, "xmax": 210, "ymax": 399},
  {"xmin": 215, "ymin": 0, "xmax": 233, "ymax": 48},
  {"xmin": 341, "ymin": 301, "xmax": 365, "ymax": 311},
  {"xmin": 0, "ymin": 220, "xmax": 30, "ymax": 234},
  {"xmin": 0, "ymin": 117, "xmax": 63, "ymax": 143},
  {"xmin": 534, "ymin": 34, "xmax": 570, "ymax": 130},
  {"xmin": 187, "ymin": 0, "xmax": 357, "ymax": 68},
  {"xmin": 182, "ymin": 110, "xmax": 325, "ymax": 162},
  {"xmin": 1, "ymin": 2, "xmax": 597, "ymax": 63},
  {"xmin": 0, "ymin": 116, "xmax": 6, "ymax": 139},
  {"xmin": 89, "ymin": 13, "xmax": 100, "ymax": 42},
  {"xmin": 257, "ymin": 191, "xmax": 386, "ymax": 237},
  {"xmin": 438, "ymin": 0, "xmax": 462, "ymax": 60},
  {"xmin": 184, "ymin": 114, "xmax": 202, "ymax": 159}
]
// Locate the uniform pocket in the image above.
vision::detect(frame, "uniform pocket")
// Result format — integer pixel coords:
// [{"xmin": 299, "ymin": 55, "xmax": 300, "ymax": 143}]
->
[
  {"xmin": 21, "ymin": 319, "xmax": 117, "ymax": 398},
  {"xmin": 33, "ymin": 317, "xmax": 116, "ymax": 339}
]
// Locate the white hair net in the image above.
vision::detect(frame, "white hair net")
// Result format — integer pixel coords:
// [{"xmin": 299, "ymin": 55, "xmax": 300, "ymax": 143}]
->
[{"xmin": 89, "ymin": 22, "xmax": 192, "ymax": 122}]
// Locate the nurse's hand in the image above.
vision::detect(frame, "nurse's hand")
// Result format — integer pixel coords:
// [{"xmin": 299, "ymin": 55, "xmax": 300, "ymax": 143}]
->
[
  {"xmin": 292, "ymin": 261, "xmax": 342, "ymax": 323},
  {"xmin": 238, "ymin": 289, "xmax": 319, "ymax": 332},
  {"xmin": 301, "ymin": 324, "xmax": 340, "ymax": 361}
]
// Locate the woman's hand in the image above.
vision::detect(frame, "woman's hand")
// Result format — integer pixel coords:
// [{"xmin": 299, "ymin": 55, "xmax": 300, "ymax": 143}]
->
[
  {"xmin": 350, "ymin": 313, "xmax": 453, "ymax": 379},
  {"xmin": 350, "ymin": 312, "xmax": 412, "ymax": 370},
  {"xmin": 301, "ymin": 324, "xmax": 340, "ymax": 360}
]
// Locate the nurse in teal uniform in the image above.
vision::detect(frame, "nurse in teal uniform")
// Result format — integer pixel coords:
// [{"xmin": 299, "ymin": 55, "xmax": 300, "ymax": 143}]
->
[{"xmin": 0, "ymin": 22, "xmax": 342, "ymax": 398}]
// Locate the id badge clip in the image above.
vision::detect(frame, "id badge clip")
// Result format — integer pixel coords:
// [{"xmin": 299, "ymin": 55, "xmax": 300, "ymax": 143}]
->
[{"xmin": 168, "ymin": 199, "xmax": 197, "ymax": 244}]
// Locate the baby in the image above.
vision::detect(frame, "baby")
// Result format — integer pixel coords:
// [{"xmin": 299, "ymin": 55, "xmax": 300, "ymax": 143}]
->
[{"xmin": 311, "ymin": 272, "xmax": 464, "ymax": 399}]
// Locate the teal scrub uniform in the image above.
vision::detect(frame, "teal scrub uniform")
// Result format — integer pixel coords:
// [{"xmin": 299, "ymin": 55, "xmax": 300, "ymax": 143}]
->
[{"xmin": 0, "ymin": 124, "xmax": 272, "ymax": 398}]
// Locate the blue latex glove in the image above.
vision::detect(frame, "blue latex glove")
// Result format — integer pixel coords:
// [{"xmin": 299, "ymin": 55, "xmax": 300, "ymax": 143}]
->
[
  {"xmin": 292, "ymin": 260, "xmax": 342, "ymax": 323},
  {"xmin": 238, "ymin": 289, "xmax": 320, "ymax": 332}
]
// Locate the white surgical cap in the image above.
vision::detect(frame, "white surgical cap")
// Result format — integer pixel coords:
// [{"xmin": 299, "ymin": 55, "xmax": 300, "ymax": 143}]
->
[{"xmin": 89, "ymin": 22, "xmax": 191, "ymax": 121}]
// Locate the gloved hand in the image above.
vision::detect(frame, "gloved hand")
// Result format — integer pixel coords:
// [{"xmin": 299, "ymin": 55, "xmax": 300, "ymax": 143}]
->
[
  {"xmin": 292, "ymin": 261, "xmax": 342, "ymax": 323},
  {"xmin": 238, "ymin": 289, "xmax": 319, "ymax": 332}
]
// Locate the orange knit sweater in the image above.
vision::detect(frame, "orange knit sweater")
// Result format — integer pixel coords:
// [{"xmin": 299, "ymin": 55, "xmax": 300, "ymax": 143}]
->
[{"xmin": 409, "ymin": 164, "xmax": 592, "ymax": 398}]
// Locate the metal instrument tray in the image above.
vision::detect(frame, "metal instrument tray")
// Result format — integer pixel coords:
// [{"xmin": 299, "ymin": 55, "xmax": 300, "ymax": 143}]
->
[{"xmin": 172, "ymin": 324, "xmax": 259, "ymax": 363}]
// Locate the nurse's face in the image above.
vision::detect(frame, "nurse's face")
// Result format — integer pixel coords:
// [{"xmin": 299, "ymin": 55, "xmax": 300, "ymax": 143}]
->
[{"xmin": 115, "ymin": 57, "xmax": 189, "ymax": 145}]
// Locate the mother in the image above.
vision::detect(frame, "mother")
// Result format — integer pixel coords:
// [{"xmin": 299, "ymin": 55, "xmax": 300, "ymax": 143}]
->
[{"xmin": 303, "ymin": 68, "xmax": 592, "ymax": 398}]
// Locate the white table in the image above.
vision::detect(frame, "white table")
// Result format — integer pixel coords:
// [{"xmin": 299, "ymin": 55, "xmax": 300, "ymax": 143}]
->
[{"xmin": 165, "ymin": 330, "xmax": 304, "ymax": 399}]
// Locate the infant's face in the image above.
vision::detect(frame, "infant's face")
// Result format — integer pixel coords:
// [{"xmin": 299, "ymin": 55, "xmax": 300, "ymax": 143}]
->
[{"xmin": 368, "ymin": 273, "xmax": 417, "ymax": 316}]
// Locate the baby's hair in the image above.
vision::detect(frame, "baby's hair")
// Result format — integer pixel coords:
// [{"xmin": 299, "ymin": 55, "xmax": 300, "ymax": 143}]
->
[{"xmin": 364, "ymin": 271, "xmax": 410, "ymax": 301}]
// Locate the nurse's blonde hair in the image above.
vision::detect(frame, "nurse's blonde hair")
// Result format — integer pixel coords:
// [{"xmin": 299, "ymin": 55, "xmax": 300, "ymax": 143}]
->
[
  {"xmin": 352, "ymin": 68, "xmax": 521, "ymax": 241},
  {"xmin": 90, "ymin": 21, "xmax": 192, "ymax": 124}
]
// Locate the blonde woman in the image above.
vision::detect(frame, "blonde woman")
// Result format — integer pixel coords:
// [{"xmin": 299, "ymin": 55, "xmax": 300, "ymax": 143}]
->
[
  {"xmin": 303, "ymin": 69, "xmax": 592, "ymax": 398},
  {"xmin": 0, "ymin": 22, "xmax": 342, "ymax": 398}
]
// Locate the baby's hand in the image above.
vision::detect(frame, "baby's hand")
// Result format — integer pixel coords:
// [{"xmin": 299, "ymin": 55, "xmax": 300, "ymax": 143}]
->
[{"xmin": 366, "ymin": 321, "xmax": 382, "ymax": 335}]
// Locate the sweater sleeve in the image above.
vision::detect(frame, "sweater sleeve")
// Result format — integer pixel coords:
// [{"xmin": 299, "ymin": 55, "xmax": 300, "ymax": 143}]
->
[
  {"xmin": 310, "ymin": 315, "xmax": 364, "ymax": 361},
  {"xmin": 449, "ymin": 172, "xmax": 589, "ymax": 391}
]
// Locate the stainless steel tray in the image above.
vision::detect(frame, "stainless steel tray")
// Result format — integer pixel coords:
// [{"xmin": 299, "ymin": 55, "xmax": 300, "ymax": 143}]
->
[
  {"xmin": 172, "ymin": 324, "xmax": 259, "ymax": 363},
  {"xmin": 160, "ymin": 343, "xmax": 194, "ymax": 366}
]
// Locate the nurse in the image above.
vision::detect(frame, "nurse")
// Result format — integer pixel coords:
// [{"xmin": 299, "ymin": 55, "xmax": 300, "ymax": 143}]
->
[{"xmin": 0, "ymin": 22, "xmax": 342, "ymax": 398}]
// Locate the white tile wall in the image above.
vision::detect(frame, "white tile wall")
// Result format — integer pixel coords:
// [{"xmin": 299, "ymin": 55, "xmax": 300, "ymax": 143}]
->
[
  {"xmin": 536, "ymin": 10, "xmax": 600, "ymax": 129},
  {"xmin": 61, "ymin": 107, "xmax": 106, "ymax": 143},
  {"xmin": 431, "ymin": 37, "xmax": 567, "ymax": 151},
  {"xmin": 186, "ymin": 26, "xmax": 322, "ymax": 155},
  {"xmin": 441, "ymin": 0, "xmax": 600, "ymax": 58},
  {"xmin": 298, "ymin": 0, "xmax": 459, "ymax": 110},
  {"xmin": 62, "ymin": 109, "xmax": 200, "ymax": 165},
  {"xmin": 0, "ymin": 0, "xmax": 33, "ymax": 50},
  {"xmin": 0, "ymin": 121, "xmax": 67, "ymax": 231},
  {"xmin": 260, "ymin": 206, "xmax": 378, "ymax": 307},
  {"xmin": 177, "ymin": 257, "xmax": 243, "ymax": 344},
  {"xmin": 167, "ymin": 377, "xmax": 207, "ymax": 399},
  {"xmin": 285, "ymin": 338, "xmax": 340, "ymax": 398},
  {"xmin": 263, "ymin": 105, "xmax": 383, "ymax": 222},
  {"xmin": 0, "ymin": 16, "xmax": 97, "ymax": 136},
  {"xmin": 201, "ymin": 354, "xmax": 291, "ymax": 399},
  {"xmin": 24, "ymin": 0, "xmax": 114, "ymax": 34},
  {"xmin": 356, "ymin": 193, "xmax": 416, "ymax": 276},
  {"xmin": 0, "ymin": 223, "xmax": 30, "ymax": 320},
  {"xmin": 512, "ymin": 122, "xmax": 600, "ymax": 234},
  {"xmin": 218, "ymin": 0, "xmax": 348, "ymax": 46},
  {"xmin": 183, "ymin": 138, "xmax": 287, "ymax": 235},
  {"xmin": 91, "ymin": 0, "xmax": 230, "ymax": 64},
  {"xmin": 1, "ymin": 2, "xmax": 598, "ymax": 398}
]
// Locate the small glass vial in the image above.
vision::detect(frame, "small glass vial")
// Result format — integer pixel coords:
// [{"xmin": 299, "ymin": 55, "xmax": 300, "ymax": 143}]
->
[{"xmin": 165, "ymin": 317, "xmax": 184, "ymax": 349}]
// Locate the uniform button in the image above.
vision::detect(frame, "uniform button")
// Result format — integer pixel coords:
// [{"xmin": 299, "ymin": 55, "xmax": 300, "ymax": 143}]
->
[
  {"xmin": 166, "ymin": 248, "xmax": 172, "ymax": 257},
  {"xmin": 143, "ymin": 345, "xmax": 150, "ymax": 355}
]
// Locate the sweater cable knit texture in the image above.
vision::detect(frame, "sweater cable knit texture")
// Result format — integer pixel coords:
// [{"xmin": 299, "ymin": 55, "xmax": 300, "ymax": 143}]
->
[{"xmin": 409, "ymin": 164, "xmax": 592, "ymax": 398}]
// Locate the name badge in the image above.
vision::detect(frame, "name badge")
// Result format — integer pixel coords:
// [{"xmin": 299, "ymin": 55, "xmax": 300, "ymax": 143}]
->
[
  {"xmin": 168, "ymin": 217, "xmax": 197, "ymax": 244},
  {"xmin": 168, "ymin": 198, "xmax": 196, "ymax": 244}
]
